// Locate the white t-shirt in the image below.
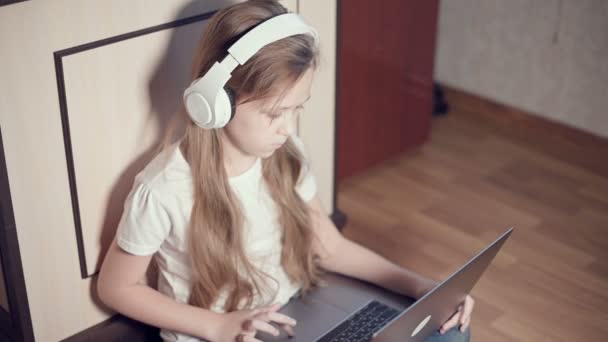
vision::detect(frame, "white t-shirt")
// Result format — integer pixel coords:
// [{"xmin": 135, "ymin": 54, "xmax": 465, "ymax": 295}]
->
[{"xmin": 115, "ymin": 134, "xmax": 317, "ymax": 342}]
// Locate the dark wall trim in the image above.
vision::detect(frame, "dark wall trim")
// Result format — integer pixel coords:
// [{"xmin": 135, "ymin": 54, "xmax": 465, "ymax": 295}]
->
[
  {"xmin": 0, "ymin": 127, "xmax": 35, "ymax": 342},
  {"xmin": 332, "ymin": 0, "xmax": 347, "ymax": 231},
  {"xmin": 53, "ymin": 11, "xmax": 215, "ymax": 279},
  {"xmin": 331, "ymin": 209, "xmax": 347, "ymax": 231},
  {"xmin": 0, "ymin": 0, "xmax": 28, "ymax": 8},
  {"xmin": 62, "ymin": 314, "xmax": 161, "ymax": 342},
  {"xmin": 332, "ymin": 0, "xmax": 340, "ymax": 214}
]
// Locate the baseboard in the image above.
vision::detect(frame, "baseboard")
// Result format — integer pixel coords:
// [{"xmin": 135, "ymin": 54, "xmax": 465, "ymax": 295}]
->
[
  {"xmin": 440, "ymin": 84, "xmax": 608, "ymax": 178},
  {"xmin": 62, "ymin": 314, "xmax": 161, "ymax": 342},
  {"xmin": 330, "ymin": 208, "xmax": 347, "ymax": 231}
]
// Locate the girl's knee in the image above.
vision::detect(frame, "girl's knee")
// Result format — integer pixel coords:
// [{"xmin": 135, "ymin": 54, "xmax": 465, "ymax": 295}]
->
[{"xmin": 424, "ymin": 326, "xmax": 471, "ymax": 342}]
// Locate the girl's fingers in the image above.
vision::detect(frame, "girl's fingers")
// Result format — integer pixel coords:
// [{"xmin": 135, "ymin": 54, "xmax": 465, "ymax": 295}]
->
[
  {"xmin": 251, "ymin": 319, "xmax": 281, "ymax": 337},
  {"xmin": 260, "ymin": 303, "xmax": 282, "ymax": 313},
  {"xmin": 241, "ymin": 319, "xmax": 256, "ymax": 334},
  {"xmin": 265, "ymin": 311, "xmax": 298, "ymax": 327},
  {"xmin": 460, "ymin": 314, "xmax": 471, "ymax": 332},
  {"xmin": 458, "ymin": 295, "xmax": 474, "ymax": 333},
  {"xmin": 460, "ymin": 296, "xmax": 475, "ymax": 325},
  {"xmin": 241, "ymin": 335, "xmax": 264, "ymax": 342},
  {"xmin": 248, "ymin": 308, "xmax": 262, "ymax": 318},
  {"xmin": 249, "ymin": 304, "xmax": 278, "ymax": 321},
  {"xmin": 279, "ymin": 323, "xmax": 296, "ymax": 337},
  {"xmin": 440, "ymin": 306, "xmax": 462, "ymax": 334}
]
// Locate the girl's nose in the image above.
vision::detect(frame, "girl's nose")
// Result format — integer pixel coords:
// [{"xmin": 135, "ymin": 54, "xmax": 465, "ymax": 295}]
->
[{"xmin": 278, "ymin": 112, "xmax": 297, "ymax": 136}]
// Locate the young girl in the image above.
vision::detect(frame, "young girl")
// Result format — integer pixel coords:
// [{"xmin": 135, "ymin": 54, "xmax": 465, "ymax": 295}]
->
[{"xmin": 97, "ymin": 1, "xmax": 474, "ymax": 341}]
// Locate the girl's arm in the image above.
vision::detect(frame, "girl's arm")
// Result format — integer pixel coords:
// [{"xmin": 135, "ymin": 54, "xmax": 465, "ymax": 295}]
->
[
  {"xmin": 96, "ymin": 239, "xmax": 224, "ymax": 340},
  {"xmin": 306, "ymin": 195, "xmax": 438, "ymax": 299}
]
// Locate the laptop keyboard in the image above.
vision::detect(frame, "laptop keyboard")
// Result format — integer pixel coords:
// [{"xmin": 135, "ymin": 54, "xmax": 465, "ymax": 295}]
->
[{"xmin": 317, "ymin": 300, "xmax": 401, "ymax": 342}]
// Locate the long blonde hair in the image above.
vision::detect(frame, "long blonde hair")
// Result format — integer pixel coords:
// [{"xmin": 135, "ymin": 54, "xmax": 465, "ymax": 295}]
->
[{"xmin": 170, "ymin": 0, "xmax": 324, "ymax": 312}]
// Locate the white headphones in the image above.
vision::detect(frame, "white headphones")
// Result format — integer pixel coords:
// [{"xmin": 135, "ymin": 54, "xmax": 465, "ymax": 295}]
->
[{"xmin": 183, "ymin": 13, "xmax": 318, "ymax": 129}]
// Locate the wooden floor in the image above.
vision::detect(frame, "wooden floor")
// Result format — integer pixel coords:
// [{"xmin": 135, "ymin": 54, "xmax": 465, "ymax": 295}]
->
[{"xmin": 336, "ymin": 89, "xmax": 608, "ymax": 342}]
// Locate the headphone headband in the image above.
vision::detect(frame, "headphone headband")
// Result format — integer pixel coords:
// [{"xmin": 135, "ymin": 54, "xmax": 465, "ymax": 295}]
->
[
  {"xmin": 228, "ymin": 13, "xmax": 318, "ymax": 66},
  {"xmin": 184, "ymin": 13, "xmax": 318, "ymax": 129}
]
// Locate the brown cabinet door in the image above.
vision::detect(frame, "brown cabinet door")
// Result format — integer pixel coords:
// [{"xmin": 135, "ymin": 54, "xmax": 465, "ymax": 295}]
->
[{"xmin": 337, "ymin": 0, "xmax": 439, "ymax": 181}]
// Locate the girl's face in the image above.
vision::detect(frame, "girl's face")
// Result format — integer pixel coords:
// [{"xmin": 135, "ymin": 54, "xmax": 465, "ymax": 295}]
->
[{"xmin": 223, "ymin": 68, "xmax": 314, "ymax": 159}]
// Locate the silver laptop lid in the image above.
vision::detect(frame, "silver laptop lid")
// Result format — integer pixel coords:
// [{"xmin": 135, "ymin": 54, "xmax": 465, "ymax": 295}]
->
[{"xmin": 373, "ymin": 227, "xmax": 514, "ymax": 341}]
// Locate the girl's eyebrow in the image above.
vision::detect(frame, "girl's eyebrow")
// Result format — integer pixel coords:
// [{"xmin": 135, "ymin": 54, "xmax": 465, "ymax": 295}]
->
[{"xmin": 276, "ymin": 94, "xmax": 311, "ymax": 110}]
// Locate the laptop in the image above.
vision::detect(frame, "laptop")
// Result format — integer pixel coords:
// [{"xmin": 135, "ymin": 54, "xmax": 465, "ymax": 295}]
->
[{"xmin": 258, "ymin": 227, "xmax": 513, "ymax": 342}]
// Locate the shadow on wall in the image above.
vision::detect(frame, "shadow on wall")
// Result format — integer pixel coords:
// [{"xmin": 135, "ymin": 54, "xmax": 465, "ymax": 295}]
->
[{"xmin": 91, "ymin": 0, "xmax": 238, "ymax": 312}]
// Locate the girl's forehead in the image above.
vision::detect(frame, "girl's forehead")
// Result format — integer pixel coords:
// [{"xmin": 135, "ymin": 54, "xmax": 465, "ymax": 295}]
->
[
  {"xmin": 263, "ymin": 73, "xmax": 314, "ymax": 110},
  {"xmin": 262, "ymin": 92, "xmax": 311, "ymax": 111}
]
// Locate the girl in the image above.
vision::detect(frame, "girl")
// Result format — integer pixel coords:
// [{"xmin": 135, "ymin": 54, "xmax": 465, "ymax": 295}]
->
[{"xmin": 97, "ymin": 1, "xmax": 474, "ymax": 341}]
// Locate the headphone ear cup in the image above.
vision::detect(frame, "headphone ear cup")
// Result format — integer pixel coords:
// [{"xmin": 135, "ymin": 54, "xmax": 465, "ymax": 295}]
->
[
  {"xmin": 225, "ymin": 87, "xmax": 236, "ymax": 123},
  {"xmin": 184, "ymin": 81, "xmax": 213, "ymax": 128},
  {"xmin": 212, "ymin": 87, "xmax": 235, "ymax": 128}
]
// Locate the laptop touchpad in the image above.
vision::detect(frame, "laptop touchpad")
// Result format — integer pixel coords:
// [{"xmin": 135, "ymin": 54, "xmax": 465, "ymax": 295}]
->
[{"xmin": 257, "ymin": 296, "xmax": 349, "ymax": 342}]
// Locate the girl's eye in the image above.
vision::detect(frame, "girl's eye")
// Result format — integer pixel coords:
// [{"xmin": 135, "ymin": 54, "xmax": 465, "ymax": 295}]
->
[
  {"xmin": 267, "ymin": 113, "xmax": 281, "ymax": 122},
  {"xmin": 265, "ymin": 105, "xmax": 304, "ymax": 123}
]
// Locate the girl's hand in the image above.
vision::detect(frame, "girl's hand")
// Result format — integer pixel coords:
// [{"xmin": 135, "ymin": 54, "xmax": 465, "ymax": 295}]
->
[
  {"xmin": 213, "ymin": 303, "xmax": 297, "ymax": 342},
  {"xmin": 439, "ymin": 295, "xmax": 474, "ymax": 334}
]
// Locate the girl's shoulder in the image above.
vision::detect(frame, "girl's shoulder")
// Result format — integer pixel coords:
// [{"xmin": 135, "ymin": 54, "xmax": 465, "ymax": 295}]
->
[{"xmin": 133, "ymin": 141, "xmax": 192, "ymax": 198}]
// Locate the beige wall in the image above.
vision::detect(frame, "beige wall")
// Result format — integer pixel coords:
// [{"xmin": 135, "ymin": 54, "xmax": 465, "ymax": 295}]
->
[
  {"xmin": 0, "ymin": 0, "xmax": 336, "ymax": 340},
  {"xmin": 299, "ymin": 0, "xmax": 337, "ymax": 213},
  {"xmin": 435, "ymin": 0, "xmax": 608, "ymax": 138}
]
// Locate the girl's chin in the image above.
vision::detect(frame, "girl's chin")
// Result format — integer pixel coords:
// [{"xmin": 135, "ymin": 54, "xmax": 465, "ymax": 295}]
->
[
  {"xmin": 261, "ymin": 151, "xmax": 275, "ymax": 159},
  {"xmin": 262, "ymin": 148, "xmax": 281, "ymax": 158},
  {"xmin": 244, "ymin": 148, "xmax": 270, "ymax": 158},
  {"xmin": 254, "ymin": 145, "xmax": 283, "ymax": 159}
]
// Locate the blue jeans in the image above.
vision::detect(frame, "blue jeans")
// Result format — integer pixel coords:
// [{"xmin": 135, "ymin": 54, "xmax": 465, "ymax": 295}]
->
[{"xmin": 424, "ymin": 326, "xmax": 471, "ymax": 342}]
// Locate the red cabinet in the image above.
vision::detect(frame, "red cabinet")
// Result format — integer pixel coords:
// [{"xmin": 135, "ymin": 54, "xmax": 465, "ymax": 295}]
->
[{"xmin": 337, "ymin": 0, "xmax": 439, "ymax": 181}]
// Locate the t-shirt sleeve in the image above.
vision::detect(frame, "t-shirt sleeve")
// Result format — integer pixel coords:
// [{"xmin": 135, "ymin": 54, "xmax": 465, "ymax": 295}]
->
[
  {"xmin": 289, "ymin": 134, "xmax": 318, "ymax": 202},
  {"xmin": 115, "ymin": 181, "xmax": 171, "ymax": 256}
]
